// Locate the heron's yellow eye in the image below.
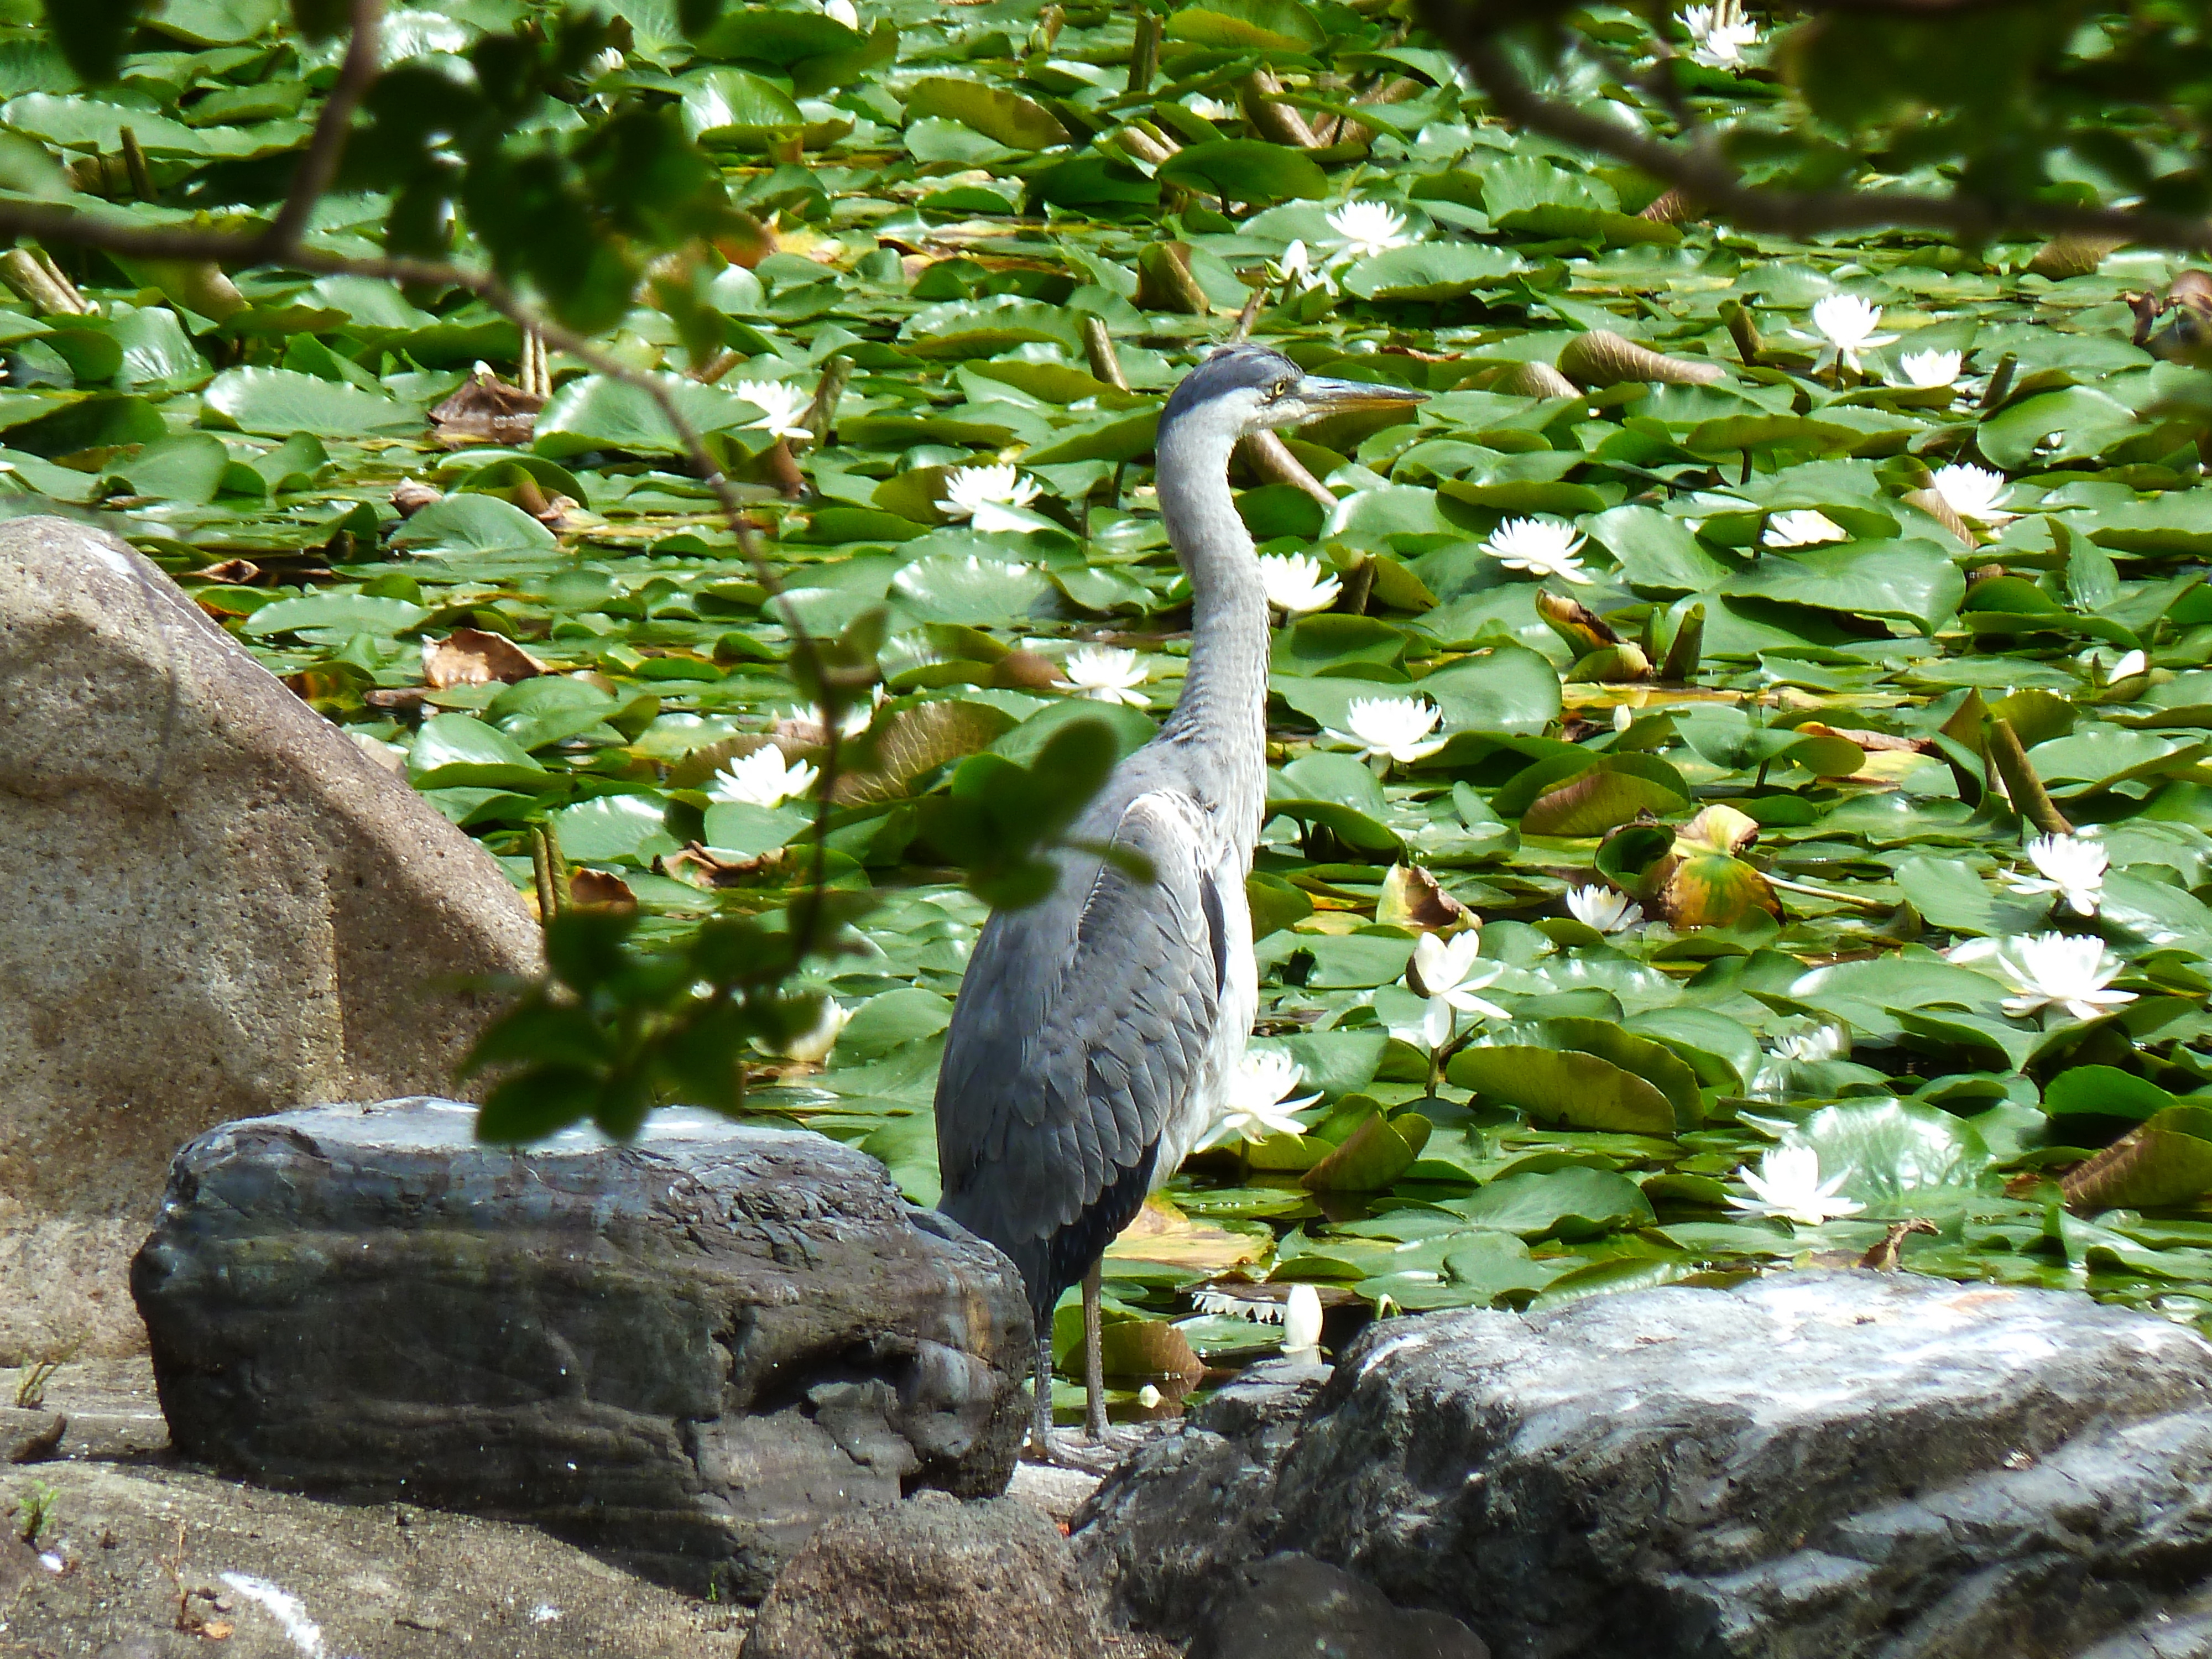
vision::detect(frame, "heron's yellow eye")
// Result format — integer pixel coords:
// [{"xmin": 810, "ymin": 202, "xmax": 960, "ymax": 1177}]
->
[{"xmin": 1271, "ymin": 378, "xmax": 1292, "ymax": 398}]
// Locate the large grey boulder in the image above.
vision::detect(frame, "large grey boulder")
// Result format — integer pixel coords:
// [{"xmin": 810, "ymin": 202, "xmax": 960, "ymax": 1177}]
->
[
  {"xmin": 131, "ymin": 1098, "xmax": 1034, "ymax": 1599},
  {"xmin": 742, "ymin": 1490, "xmax": 1107, "ymax": 1659},
  {"xmin": 0, "ymin": 516, "xmax": 541, "ymax": 1364},
  {"xmin": 1076, "ymin": 1272, "xmax": 2212, "ymax": 1658}
]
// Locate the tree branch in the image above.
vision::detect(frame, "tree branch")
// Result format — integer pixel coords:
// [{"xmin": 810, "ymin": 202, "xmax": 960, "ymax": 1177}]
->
[
  {"xmin": 261, "ymin": 0, "xmax": 383, "ymax": 254},
  {"xmin": 1415, "ymin": 0, "xmax": 2212, "ymax": 253}
]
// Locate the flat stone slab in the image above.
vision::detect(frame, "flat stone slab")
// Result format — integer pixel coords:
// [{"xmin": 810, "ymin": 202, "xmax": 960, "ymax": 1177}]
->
[
  {"xmin": 1076, "ymin": 1272, "xmax": 2212, "ymax": 1658},
  {"xmin": 132, "ymin": 1098, "xmax": 1034, "ymax": 1599},
  {"xmin": 2, "ymin": 1458, "xmax": 751, "ymax": 1658}
]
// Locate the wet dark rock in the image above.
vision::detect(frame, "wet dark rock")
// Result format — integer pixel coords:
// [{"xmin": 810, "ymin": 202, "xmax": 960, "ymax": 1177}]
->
[
  {"xmin": 131, "ymin": 1099, "xmax": 1034, "ymax": 1600},
  {"xmin": 1076, "ymin": 1273, "xmax": 2212, "ymax": 1658},
  {"xmin": 742, "ymin": 1489, "xmax": 1107, "ymax": 1658},
  {"xmin": 1073, "ymin": 1358, "xmax": 1326, "ymax": 1636},
  {"xmin": 1188, "ymin": 1554, "xmax": 1487, "ymax": 1659}
]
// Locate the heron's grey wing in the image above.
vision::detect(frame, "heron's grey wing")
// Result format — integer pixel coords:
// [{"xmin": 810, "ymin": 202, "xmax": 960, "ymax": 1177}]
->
[{"xmin": 934, "ymin": 789, "xmax": 1225, "ymax": 1255}]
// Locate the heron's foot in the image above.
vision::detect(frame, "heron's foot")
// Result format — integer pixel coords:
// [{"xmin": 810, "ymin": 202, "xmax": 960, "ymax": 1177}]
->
[{"xmin": 1026, "ymin": 1425, "xmax": 1138, "ymax": 1475}]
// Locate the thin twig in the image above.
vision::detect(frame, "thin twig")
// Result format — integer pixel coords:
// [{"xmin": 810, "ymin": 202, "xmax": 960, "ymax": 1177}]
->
[{"xmin": 262, "ymin": 0, "xmax": 384, "ymax": 254}]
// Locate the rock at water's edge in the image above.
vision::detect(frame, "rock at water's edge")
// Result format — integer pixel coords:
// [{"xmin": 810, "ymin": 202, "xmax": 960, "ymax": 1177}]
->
[
  {"xmin": 0, "ymin": 516, "xmax": 541, "ymax": 1363},
  {"xmin": 132, "ymin": 1098, "xmax": 1034, "ymax": 1600},
  {"xmin": 1077, "ymin": 1272, "xmax": 2212, "ymax": 1659},
  {"xmin": 742, "ymin": 1490, "xmax": 1107, "ymax": 1659},
  {"xmin": 1189, "ymin": 1554, "xmax": 1487, "ymax": 1659}
]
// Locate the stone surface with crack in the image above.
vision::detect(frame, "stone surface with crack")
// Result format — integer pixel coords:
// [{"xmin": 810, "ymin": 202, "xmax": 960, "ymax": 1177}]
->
[
  {"xmin": 132, "ymin": 1098, "xmax": 1034, "ymax": 1600},
  {"xmin": 1075, "ymin": 1273, "xmax": 2212, "ymax": 1658}
]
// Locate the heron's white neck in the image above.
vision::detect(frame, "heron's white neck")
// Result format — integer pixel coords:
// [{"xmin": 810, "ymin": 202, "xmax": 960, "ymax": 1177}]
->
[{"xmin": 1154, "ymin": 420, "xmax": 1270, "ymax": 842}]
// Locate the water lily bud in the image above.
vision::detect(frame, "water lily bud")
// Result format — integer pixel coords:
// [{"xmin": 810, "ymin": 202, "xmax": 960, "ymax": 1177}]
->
[
  {"xmin": 1283, "ymin": 1284, "xmax": 1323, "ymax": 1357},
  {"xmin": 1557, "ymin": 330, "xmax": 1723, "ymax": 389},
  {"xmin": 1496, "ymin": 360, "xmax": 1578, "ymax": 399},
  {"xmin": 391, "ymin": 480, "xmax": 442, "ymax": 517}
]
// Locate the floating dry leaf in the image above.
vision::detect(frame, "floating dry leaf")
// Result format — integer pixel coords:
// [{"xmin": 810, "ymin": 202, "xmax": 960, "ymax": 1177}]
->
[
  {"xmin": 423, "ymin": 628, "xmax": 546, "ymax": 689},
  {"xmin": 567, "ymin": 869, "xmax": 638, "ymax": 911},
  {"xmin": 1374, "ymin": 863, "xmax": 1471, "ymax": 932},
  {"xmin": 429, "ymin": 367, "xmax": 544, "ymax": 447}
]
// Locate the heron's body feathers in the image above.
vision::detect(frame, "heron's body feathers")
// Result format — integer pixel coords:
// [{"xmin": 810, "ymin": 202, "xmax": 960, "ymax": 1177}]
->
[
  {"xmin": 932, "ymin": 344, "xmax": 1419, "ymax": 1342},
  {"xmin": 935, "ymin": 759, "xmax": 1260, "ymax": 1328}
]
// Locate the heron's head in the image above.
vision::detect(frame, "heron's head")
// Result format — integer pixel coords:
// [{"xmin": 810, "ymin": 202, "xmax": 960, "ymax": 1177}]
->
[{"xmin": 1160, "ymin": 343, "xmax": 1426, "ymax": 441}]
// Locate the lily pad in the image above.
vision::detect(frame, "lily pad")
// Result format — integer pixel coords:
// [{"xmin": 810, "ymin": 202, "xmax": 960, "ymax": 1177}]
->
[{"xmin": 201, "ymin": 367, "xmax": 415, "ymax": 437}]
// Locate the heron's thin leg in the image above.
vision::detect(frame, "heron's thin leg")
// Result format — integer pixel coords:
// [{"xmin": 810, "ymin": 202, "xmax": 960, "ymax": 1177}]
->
[
  {"xmin": 1032, "ymin": 1326, "xmax": 1053, "ymax": 1454},
  {"xmin": 1083, "ymin": 1258, "xmax": 1108, "ymax": 1441}
]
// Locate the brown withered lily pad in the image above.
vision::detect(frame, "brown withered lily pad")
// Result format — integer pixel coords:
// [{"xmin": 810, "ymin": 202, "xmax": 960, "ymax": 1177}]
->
[
  {"xmin": 429, "ymin": 365, "xmax": 545, "ymax": 448},
  {"xmin": 661, "ymin": 842, "xmax": 798, "ymax": 889},
  {"xmin": 566, "ymin": 868, "xmax": 638, "ymax": 911},
  {"xmin": 423, "ymin": 628, "xmax": 546, "ymax": 689}
]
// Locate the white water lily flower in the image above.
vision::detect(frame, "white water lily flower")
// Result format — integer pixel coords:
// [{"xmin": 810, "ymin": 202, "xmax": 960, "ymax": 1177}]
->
[
  {"xmin": 1896, "ymin": 348, "xmax": 1963, "ymax": 389},
  {"xmin": 1410, "ymin": 930, "xmax": 1511, "ymax": 1047},
  {"xmin": 2106, "ymin": 648, "xmax": 2150, "ymax": 681},
  {"xmin": 821, "ymin": 0, "xmax": 859, "ymax": 25},
  {"xmin": 1726, "ymin": 1145, "xmax": 1865, "ymax": 1227},
  {"xmin": 1062, "ymin": 644, "xmax": 1149, "ymax": 707},
  {"xmin": 1802, "ymin": 294, "xmax": 1898, "ymax": 374},
  {"xmin": 2005, "ymin": 834, "xmax": 2109, "ymax": 917},
  {"xmin": 1260, "ymin": 551, "xmax": 1342, "ymax": 615},
  {"xmin": 1205, "ymin": 1048, "xmax": 1322, "ymax": 1146},
  {"xmin": 1271, "ymin": 238, "xmax": 1337, "ymax": 296},
  {"xmin": 1191, "ymin": 1289, "xmax": 1288, "ymax": 1323},
  {"xmin": 1282, "ymin": 1284, "xmax": 1324, "ymax": 1358},
  {"xmin": 1993, "ymin": 932, "xmax": 2137, "ymax": 1021},
  {"xmin": 938, "ymin": 463, "xmax": 1044, "ymax": 533},
  {"xmin": 1931, "ymin": 462, "xmax": 2017, "ymax": 526},
  {"xmin": 1944, "ymin": 935, "xmax": 2005, "ymax": 967},
  {"xmin": 1185, "ymin": 93, "xmax": 1235, "ymax": 121},
  {"xmin": 709, "ymin": 744, "xmax": 819, "ymax": 808},
  {"xmin": 1771, "ymin": 1025, "xmax": 1849, "ymax": 1065},
  {"xmin": 1327, "ymin": 696, "xmax": 1446, "ymax": 770},
  {"xmin": 1762, "ymin": 509, "xmax": 1848, "ymax": 548},
  {"xmin": 1480, "ymin": 516, "xmax": 1593, "ymax": 583},
  {"xmin": 732, "ymin": 379, "xmax": 813, "ymax": 441},
  {"xmin": 780, "ymin": 686, "xmax": 882, "ymax": 741},
  {"xmin": 585, "ymin": 46, "xmax": 625, "ymax": 77},
  {"xmin": 1325, "ymin": 200, "xmax": 1416, "ymax": 260},
  {"xmin": 1679, "ymin": 1, "xmax": 1759, "ymax": 66},
  {"xmin": 779, "ymin": 995, "xmax": 850, "ymax": 1063},
  {"xmin": 1566, "ymin": 884, "xmax": 1643, "ymax": 933}
]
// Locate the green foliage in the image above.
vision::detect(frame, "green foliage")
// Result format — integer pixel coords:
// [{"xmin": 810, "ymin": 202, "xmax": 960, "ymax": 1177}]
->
[
  {"xmin": 920, "ymin": 716, "xmax": 1130, "ymax": 910},
  {"xmin": 466, "ymin": 899, "xmax": 870, "ymax": 1141}
]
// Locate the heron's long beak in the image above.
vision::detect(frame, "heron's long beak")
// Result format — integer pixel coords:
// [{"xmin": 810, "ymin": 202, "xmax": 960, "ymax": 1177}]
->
[{"xmin": 1295, "ymin": 375, "xmax": 1428, "ymax": 415}]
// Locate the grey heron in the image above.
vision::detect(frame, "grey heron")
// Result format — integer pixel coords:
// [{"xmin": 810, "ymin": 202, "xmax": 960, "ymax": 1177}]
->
[{"xmin": 933, "ymin": 343, "xmax": 1426, "ymax": 1457}]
